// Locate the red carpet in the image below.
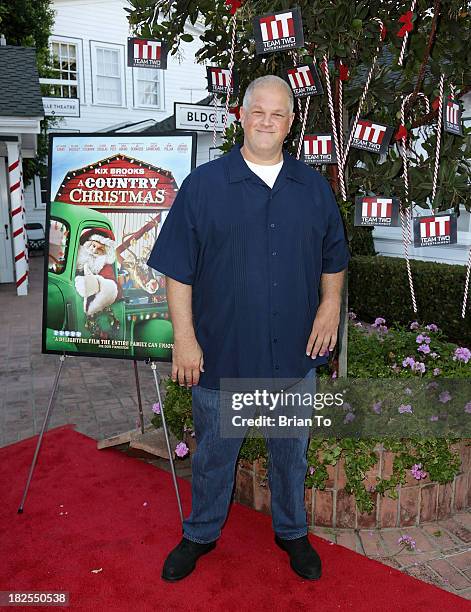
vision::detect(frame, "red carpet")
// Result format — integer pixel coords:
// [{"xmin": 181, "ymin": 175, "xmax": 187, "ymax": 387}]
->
[{"xmin": 0, "ymin": 425, "xmax": 468, "ymax": 612}]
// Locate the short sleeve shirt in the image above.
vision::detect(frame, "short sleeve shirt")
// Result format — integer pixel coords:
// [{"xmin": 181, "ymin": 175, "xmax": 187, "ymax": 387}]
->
[{"xmin": 147, "ymin": 143, "xmax": 351, "ymax": 389}]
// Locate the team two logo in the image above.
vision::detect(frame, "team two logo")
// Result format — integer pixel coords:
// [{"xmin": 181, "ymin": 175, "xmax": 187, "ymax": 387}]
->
[
  {"xmin": 349, "ymin": 119, "xmax": 394, "ymax": 155},
  {"xmin": 127, "ymin": 38, "xmax": 168, "ymax": 69},
  {"xmin": 303, "ymin": 134, "xmax": 337, "ymax": 165},
  {"xmin": 354, "ymin": 196, "xmax": 400, "ymax": 227},
  {"xmin": 253, "ymin": 7, "xmax": 304, "ymax": 54},
  {"xmin": 284, "ymin": 64, "xmax": 323, "ymax": 98},
  {"xmin": 443, "ymin": 97, "xmax": 463, "ymax": 136},
  {"xmin": 413, "ymin": 213, "xmax": 458, "ymax": 248},
  {"xmin": 206, "ymin": 67, "xmax": 239, "ymax": 95}
]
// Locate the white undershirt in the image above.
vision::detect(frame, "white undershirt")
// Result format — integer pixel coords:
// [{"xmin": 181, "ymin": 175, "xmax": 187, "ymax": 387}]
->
[{"xmin": 243, "ymin": 158, "xmax": 283, "ymax": 189}]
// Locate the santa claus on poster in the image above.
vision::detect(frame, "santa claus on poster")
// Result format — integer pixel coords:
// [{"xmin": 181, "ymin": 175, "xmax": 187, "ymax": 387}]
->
[{"xmin": 75, "ymin": 227, "xmax": 120, "ymax": 316}]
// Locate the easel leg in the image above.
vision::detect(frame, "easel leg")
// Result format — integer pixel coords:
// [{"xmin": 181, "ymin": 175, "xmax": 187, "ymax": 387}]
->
[
  {"xmin": 133, "ymin": 360, "xmax": 145, "ymax": 434},
  {"xmin": 18, "ymin": 354, "xmax": 66, "ymax": 513},
  {"xmin": 150, "ymin": 362, "xmax": 184, "ymax": 525}
]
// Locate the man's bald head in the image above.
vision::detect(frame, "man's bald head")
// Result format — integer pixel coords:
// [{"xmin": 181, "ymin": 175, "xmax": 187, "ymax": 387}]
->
[{"xmin": 242, "ymin": 75, "xmax": 294, "ymax": 114}]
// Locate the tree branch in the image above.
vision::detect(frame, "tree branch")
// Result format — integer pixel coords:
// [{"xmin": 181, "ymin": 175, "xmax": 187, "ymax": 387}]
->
[{"xmin": 404, "ymin": 0, "xmax": 441, "ymax": 114}]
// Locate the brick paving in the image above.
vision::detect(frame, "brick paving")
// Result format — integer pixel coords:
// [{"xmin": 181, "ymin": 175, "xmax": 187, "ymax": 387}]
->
[{"xmin": 2, "ymin": 256, "xmax": 471, "ymax": 602}]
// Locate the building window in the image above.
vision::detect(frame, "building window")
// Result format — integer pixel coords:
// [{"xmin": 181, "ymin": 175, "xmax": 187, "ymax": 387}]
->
[
  {"xmin": 49, "ymin": 41, "xmax": 78, "ymax": 98},
  {"xmin": 40, "ymin": 175, "xmax": 49, "ymax": 207},
  {"xmin": 91, "ymin": 42, "xmax": 125, "ymax": 106},
  {"xmin": 133, "ymin": 68, "xmax": 162, "ymax": 108}
]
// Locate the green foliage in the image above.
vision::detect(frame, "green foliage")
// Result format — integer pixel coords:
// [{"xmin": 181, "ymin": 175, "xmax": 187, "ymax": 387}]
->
[
  {"xmin": 155, "ymin": 319, "xmax": 468, "ymax": 514},
  {"xmin": 151, "ymin": 377, "xmax": 194, "ymax": 438},
  {"xmin": 349, "ymin": 255, "xmax": 471, "ymax": 345},
  {"xmin": 128, "ymin": 0, "xmax": 471, "ymax": 211}
]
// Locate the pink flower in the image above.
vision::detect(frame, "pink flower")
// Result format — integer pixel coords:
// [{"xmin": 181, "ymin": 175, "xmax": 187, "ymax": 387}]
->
[
  {"xmin": 430, "ymin": 415, "xmax": 439, "ymax": 421},
  {"xmin": 398, "ymin": 404, "xmax": 413, "ymax": 414},
  {"xmin": 425, "ymin": 324, "xmax": 439, "ymax": 332},
  {"xmin": 175, "ymin": 441, "xmax": 189, "ymax": 458},
  {"xmin": 372, "ymin": 400, "xmax": 383, "ymax": 414},
  {"xmin": 410, "ymin": 321, "xmax": 419, "ymax": 330},
  {"xmin": 417, "ymin": 344, "xmax": 431, "ymax": 354},
  {"xmin": 373, "ymin": 317, "xmax": 386, "ymax": 327},
  {"xmin": 378, "ymin": 325, "xmax": 388, "ymax": 333},
  {"xmin": 439, "ymin": 391, "xmax": 452, "ymax": 403},
  {"xmin": 412, "ymin": 362, "xmax": 426, "ymax": 374},
  {"xmin": 453, "ymin": 347, "xmax": 471, "ymax": 364},
  {"xmin": 416, "ymin": 334, "xmax": 431, "ymax": 344},
  {"xmin": 402, "ymin": 356, "xmax": 415, "ymax": 368},
  {"xmin": 309, "ymin": 466, "xmax": 315, "ymax": 475},
  {"xmin": 348, "ymin": 311, "xmax": 357, "ymax": 320},
  {"xmin": 433, "ymin": 368, "xmax": 441, "ymax": 376},
  {"xmin": 152, "ymin": 402, "xmax": 161, "ymax": 414},
  {"xmin": 411, "ymin": 463, "xmax": 427, "ymax": 480},
  {"xmin": 464, "ymin": 402, "xmax": 471, "ymax": 414},
  {"xmin": 398, "ymin": 535, "xmax": 416, "ymax": 550}
]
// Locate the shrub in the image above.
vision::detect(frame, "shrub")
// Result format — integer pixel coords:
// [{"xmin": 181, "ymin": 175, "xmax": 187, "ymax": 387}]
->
[{"xmin": 348, "ymin": 256, "xmax": 470, "ymax": 345}]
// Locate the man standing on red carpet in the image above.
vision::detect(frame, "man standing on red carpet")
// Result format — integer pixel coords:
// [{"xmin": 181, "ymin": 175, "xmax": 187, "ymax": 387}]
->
[{"xmin": 147, "ymin": 75, "xmax": 350, "ymax": 581}]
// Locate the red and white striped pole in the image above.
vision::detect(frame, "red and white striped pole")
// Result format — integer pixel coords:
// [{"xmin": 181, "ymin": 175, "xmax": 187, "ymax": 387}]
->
[{"xmin": 6, "ymin": 141, "xmax": 28, "ymax": 295}]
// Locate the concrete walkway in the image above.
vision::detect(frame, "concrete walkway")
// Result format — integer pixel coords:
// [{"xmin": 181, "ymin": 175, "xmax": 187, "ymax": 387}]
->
[{"xmin": 2, "ymin": 255, "xmax": 471, "ymax": 602}]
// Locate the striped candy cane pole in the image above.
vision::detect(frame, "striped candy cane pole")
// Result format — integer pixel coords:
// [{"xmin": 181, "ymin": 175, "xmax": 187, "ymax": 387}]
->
[
  {"xmin": 397, "ymin": 0, "xmax": 417, "ymax": 66},
  {"xmin": 431, "ymin": 73, "xmax": 444, "ymax": 214},
  {"xmin": 6, "ymin": 141, "xmax": 28, "ymax": 295},
  {"xmin": 223, "ymin": 13, "xmax": 237, "ymax": 137},
  {"xmin": 341, "ymin": 18, "xmax": 385, "ymax": 171},
  {"xmin": 322, "ymin": 56, "xmax": 346, "ymax": 201}
]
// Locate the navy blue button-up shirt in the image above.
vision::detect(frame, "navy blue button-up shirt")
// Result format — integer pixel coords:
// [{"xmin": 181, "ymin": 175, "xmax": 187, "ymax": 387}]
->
[{"xmin": 147, "ymin": 143, "xmax": 350, "ymax": 389}]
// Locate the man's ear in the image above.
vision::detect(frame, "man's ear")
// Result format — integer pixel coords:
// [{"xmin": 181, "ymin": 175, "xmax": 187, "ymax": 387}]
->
[{"xmin": 289, "ymin": 112, "xmax": 295, "ymax": 130}]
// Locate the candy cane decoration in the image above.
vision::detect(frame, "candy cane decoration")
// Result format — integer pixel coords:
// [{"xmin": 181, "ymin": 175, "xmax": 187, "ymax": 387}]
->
[
  {"xmin": 431, "ymin": 73, "xmax": 444, "ymax": 213},
  {"xmin": 223, "ymin": 12, "xmax": 237, "ymax": 136},
  {"xmin": 6, "ymin": 141, "xmax": 28, "ymax": 295},
  {"xmin": 397, "ymin": 1, "xmax": 417, "ymax": 66},
  {"xmin": 296, "ymin": 96, "xmax": 311, "ymax": 160},
  {"xmin": 322, "ymin": 56, "xmax": 346, "ymax": 200},
  {"xmin": 337, "ymin": 60, "xmax": 349, "ymax": 165},
  {"xmin": 462, "ymin": 249, "xmax": 471, "ymax": 318},
  {"xmin": 212, "ymin": 93, "xmax": 218, "ymax": 148},
  {"xmin": 398, "ymin": 92, "xmax": 430, "ymax": 314},
  {"xmin": 341, "ymin": 18, "xmax": 386, "ymax": 171}
]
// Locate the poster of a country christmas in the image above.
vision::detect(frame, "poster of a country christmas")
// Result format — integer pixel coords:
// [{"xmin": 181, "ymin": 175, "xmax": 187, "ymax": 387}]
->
[{"xmin": 42, "ymin": 133, "xmax": 196, "ymax": 360}]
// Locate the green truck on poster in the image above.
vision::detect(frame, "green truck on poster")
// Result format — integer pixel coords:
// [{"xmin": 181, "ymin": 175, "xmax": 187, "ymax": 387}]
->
[{"xmin": 43, "ymin": 201, "xmax": 173, "ymax": 361}]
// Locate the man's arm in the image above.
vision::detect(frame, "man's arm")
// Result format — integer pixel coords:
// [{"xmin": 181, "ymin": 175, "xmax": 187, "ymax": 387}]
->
[
  {"xmin": 305, "ymin": 270, "xmax": 345, "ymax": 359},
  {"xmin": 166, "ymin": 276, "xmax": 204, "ymax": 387}
]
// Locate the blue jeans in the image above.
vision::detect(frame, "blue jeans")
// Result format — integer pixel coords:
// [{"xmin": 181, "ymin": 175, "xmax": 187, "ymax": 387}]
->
[{"xmin": 182, "ymin": 368, "xmax": 316, "ymax": 543}]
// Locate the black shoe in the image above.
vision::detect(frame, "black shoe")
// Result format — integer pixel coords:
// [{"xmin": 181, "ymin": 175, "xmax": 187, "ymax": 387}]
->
[
  {"xmin": 275, "ymin": 534, "xmax": 322, "ymax": 580},
  {"xmin": 161, "ymin": 537, "xmax": 217, "ymax": 581}
]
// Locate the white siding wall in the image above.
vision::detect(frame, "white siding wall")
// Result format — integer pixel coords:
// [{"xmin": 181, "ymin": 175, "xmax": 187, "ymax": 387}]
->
[
  {"xmin": 25, "ymin": 0, "xmax": 221, "ymax": 228},
  {"xmin": 50, "ymin": 0, "xmax": 208, "ymax": 132}
]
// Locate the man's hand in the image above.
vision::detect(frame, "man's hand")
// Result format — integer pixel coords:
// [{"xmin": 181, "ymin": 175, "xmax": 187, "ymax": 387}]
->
[
  {"xmin": 172, "ymin": 334, "xmax": 205, "ymax": 388},
  {"xmin": 306, "ymin": 300, "xmax": 341, "ymax": 359}
]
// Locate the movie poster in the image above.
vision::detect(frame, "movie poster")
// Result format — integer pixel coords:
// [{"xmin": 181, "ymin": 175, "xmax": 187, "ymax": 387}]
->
[{"xmin": 42, "ymin": 132, "xmax": 196, "ymax": 361}]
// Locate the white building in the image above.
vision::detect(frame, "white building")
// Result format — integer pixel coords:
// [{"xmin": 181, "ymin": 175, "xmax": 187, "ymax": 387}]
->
[{"xmin": 25, "ymin": 0, "xmax": 224, "ymax": 229}]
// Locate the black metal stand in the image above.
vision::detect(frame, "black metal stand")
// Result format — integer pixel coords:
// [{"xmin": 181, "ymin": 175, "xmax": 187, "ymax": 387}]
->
[
  {"xmin": 148, "ymin": 361, "xmax": 184, "ymax": 525},
  {"xmin": 18, "ymin": 354, "xmax": 67, "ymax": 513},
  {"xmin": 17, "ymin": 355, "xmax": 162, "ymax": 513}
]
